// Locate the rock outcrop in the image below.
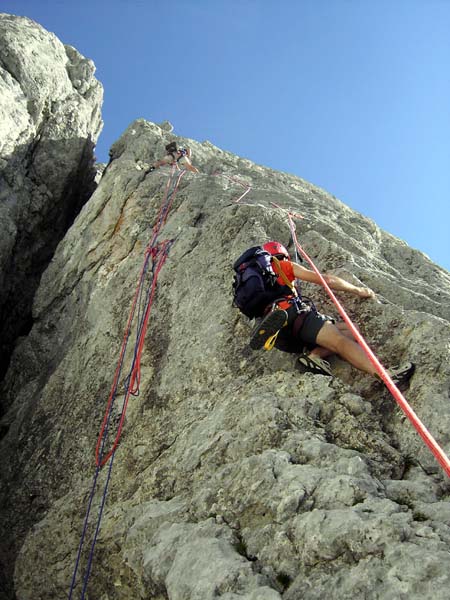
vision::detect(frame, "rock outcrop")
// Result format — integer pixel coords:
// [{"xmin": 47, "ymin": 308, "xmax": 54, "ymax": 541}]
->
[
  {"xmin": 0, "ymin": 14, "xmax": 103, "ymax": 383},
  {"xmin": 1, "ymin": 117, "xmax": 449, "ymax": 599}
]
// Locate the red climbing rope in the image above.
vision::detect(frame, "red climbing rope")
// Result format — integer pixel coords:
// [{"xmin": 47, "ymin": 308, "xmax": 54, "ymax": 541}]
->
[
  {"xmin": 95, "ymin": 167, "xmax": 185, "ymax": 468},
  {"xmin": 271, "ymin": 201, "xmax": 305, "ymax": 221},
  {"xmin": 214, "ymin": 172, "xmax": 251, "ymax": 203},
  {"xmin": 284, "ymin": 209, "xmax": 450, "ymax": 478},
  {"xmin": 94, "ymin": 241, "xmax": 171, "ymax": 467},
  {"xmin": 70, "ymin": 165, "xmax": 188, "ymax": 598}
]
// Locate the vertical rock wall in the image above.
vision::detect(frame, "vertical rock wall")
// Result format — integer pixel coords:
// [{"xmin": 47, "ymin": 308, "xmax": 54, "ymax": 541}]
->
[
  {"xmin": 0, "ymin": 14, "xmax": 103, "ymax": 383},
  {"xmin": 0, "ymin": 119, "xmax": 449, "ymax": 599}
]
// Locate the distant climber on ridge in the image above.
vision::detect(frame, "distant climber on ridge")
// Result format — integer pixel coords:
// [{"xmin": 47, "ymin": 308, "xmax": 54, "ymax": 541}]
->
[
  {"xmin": 233, "ymin": 241, "xmax": 414, "ymax": 385},
  {"xmin": 147, "ymin": 141, "xmax": 199, "ymax": 173}
]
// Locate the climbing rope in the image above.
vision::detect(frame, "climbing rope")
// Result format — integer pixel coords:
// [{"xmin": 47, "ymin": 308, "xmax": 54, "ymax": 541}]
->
[
  {"xmin": 214, "ymin": 172, "xmax": 252, "ymax": 203},
  {"xmin": 280, "ymin": 208, "xmax": 450, "ymax": 479},
  {"xmin": 271, "ymin": 201, "xmax": 305, "ymax": 264},
  {"xmin": 94, "ymin": 240, "xmax": 172, "ymax": 468},
  {"xmin": 68, "ymin": 166, "xmax": 184, "ymax": 598}
]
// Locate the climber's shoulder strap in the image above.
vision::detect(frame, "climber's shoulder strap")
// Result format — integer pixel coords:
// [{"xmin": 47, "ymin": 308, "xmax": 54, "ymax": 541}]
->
[{"xmin": 272, "ymin": 256, "xmax": 295, "ymax": 292}]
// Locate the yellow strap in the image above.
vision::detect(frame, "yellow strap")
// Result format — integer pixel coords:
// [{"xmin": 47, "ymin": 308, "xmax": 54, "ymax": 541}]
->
[
  {"xmin": 264, "ymin": 331, "xmax": 279, "ymax": 351},
  {"xmin": 272, "ymin": 256, "xmax": 297, "ymax": 296}
]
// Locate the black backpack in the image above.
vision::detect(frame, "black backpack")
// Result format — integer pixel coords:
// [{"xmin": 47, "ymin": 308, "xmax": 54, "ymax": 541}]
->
[{"xmin": 232, "ymin": 246, "xmax": 291, "ymax": 318}]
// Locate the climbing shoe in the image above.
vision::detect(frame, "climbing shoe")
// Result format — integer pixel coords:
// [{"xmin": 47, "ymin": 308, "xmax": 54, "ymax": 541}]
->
[
  {"xmin": 249, "ymin": 309, "xmax": 288, "ymax": 351},
  {"xmin": 297, "ymin": 353, "xmax": 333, "ymax": 376},
  {"xmin": 389, "ymin": 362, "xmax": 415, "ymax": 386},
  {"xmin": 374, "ymin": 362, "xmax": 415, "ymax": 387}
]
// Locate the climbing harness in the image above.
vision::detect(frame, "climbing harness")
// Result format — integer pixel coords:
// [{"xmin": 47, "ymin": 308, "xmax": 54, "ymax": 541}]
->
[
  {"xmin": 68, "ymin": 165, "xmax": 185, "ymax": 599},
  {"xmin": 274, "ymin": 205, "xmax": 450, "ymax": 479}
]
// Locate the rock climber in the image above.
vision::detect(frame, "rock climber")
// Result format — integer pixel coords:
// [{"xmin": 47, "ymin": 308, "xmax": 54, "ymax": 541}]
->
[
  {"xmin": 147, "ymin": 141, "xmax": 199, "ymax": 174},
  {"xmin": 235, "ymin": 241, "xmax": 414, "ymax": 384}
]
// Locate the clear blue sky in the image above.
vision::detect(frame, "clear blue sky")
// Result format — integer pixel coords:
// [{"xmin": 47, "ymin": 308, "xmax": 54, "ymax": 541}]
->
[{"xmin": 3, "ymin": 0, "xmax": 449, "ymax": 271}]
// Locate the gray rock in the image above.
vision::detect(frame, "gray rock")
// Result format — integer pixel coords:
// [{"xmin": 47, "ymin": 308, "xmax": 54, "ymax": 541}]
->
[
  {"xmin": 0, "ymin": 14, "xmax": 103, "ymax": 382},
  {"xmin": 1, "ymin": 116, "xmax": 449, "ymax": 599},
  {"xmin": 142, "ymin": 520, "xmax": 281, "ymax": 599},
  {"xmin": 158, "ymin": 120, "xmax": 174, "ymax": 133}
]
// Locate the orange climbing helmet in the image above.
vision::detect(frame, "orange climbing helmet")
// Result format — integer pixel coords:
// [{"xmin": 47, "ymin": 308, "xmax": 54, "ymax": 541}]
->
[{"xmin": 262, "ymin": 241, "xmax": 290, "ymax": 260}]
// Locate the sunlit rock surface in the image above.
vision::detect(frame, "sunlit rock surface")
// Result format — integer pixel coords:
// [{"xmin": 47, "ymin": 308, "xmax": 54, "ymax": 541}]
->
[
  {"xmin": 0, "ymin": 115, "xmax": 447, "ymax": 598},
  {"xmin": 0, "ymin": 16, "xmax": 449, "ymax": 597},
  {"xmin": 0, "ymin": 13, "xmax": 103, "ymax": 383}
]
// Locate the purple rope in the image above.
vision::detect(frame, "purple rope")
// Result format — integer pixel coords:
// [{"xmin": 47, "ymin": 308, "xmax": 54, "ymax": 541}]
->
[{"xmin": 68, "ymin": 171, "xmax": 179, "ymax": 596}]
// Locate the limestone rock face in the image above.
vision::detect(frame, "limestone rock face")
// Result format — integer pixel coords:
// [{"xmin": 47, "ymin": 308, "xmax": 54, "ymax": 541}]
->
[
  {"xmin": 0, "ymin": 14, "xmax": 103, "ymax": 380},
  {"xmin": 1, "ymin": 118, "xmax": 450, "ymax": 599}
]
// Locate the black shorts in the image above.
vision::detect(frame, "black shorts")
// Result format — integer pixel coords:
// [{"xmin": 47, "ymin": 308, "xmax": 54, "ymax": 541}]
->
[{"xmin": 274, "ymin": 306, "xmax": 332, "ymax": 354}]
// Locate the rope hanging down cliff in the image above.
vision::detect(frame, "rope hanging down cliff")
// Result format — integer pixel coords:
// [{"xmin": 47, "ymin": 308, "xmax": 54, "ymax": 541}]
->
[
  {"xmin": 95, "ymin": 168, "xmax": 186, "ymax": 468},
  {"xmin": 278, "ymin": 205, "xmax": 450, "ymax": 479},
  {"xmin": 68, "ymin": 166, "xmax": 185, "ymax": 599}
]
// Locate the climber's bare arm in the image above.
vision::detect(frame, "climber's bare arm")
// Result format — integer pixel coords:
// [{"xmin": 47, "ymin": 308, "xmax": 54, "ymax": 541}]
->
[{"xmin": 292, "ymin": 263, "xmax": 375, "ymax": 299}]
